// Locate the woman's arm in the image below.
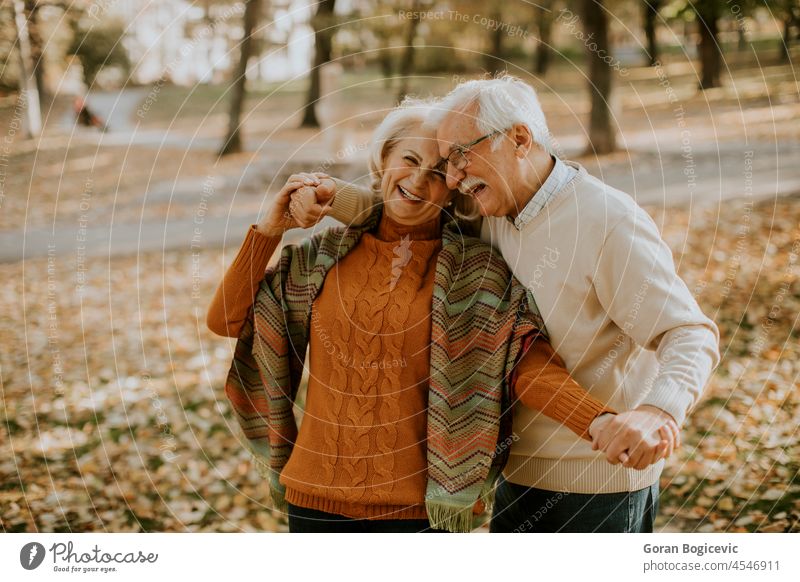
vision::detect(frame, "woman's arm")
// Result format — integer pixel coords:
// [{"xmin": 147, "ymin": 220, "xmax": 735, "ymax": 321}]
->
[
  {"xmin": 511, "ymin": 334, "xmax": 615, "ymax": 441},
  {"xmin": 514, "ymin": 337, "xmax": 673, "ymax": 467},
  {"xmin": 206, "ymin": 174, "xmax": 322, "ymax": 337},
  {"xmin": 206, "ymin": 226, "xmax": 281, "ymax": 337}
]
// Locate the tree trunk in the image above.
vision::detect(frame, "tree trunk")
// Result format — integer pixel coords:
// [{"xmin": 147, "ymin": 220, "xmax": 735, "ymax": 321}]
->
[
  {"xmin": 780, "ymin": 15, "xmax": 791, "ymax": 62},
  {"xmin": 643, "ymin": 0, "xmax": 662, "ymax": 66},
  {"xmin": 533, "ymin": 1, "xmax": 553, "ymax": 75},
  {"xmin": 12, "ymin": 0, "xmax": 42, "ymax": 138},
  {"xmin": 25, "ymin": 1, "xmax": 46, "ymax": 108},
  {"xmin": 579, "ymin": 0, "xmax": 615, "ymax": 154},
  {"xmin": 219, "ymin": 0, "xmax": 260, "ymax": 156},
  {"xmin": 396, "ymin": 0, "xmax": 421, "ymax": 102},
  {"xmin": 484, "ymin": 4, "xmax": 505, "ymax": 74},
  {"xmin": 379, "ymin": 37, "xmax": 393, "ymax": 89},
  {"xmin": 696, "ymin": 1, "xmax": 721, "ymax": 89},
  {"xmin": 300, "ymin": 0, "xmax": 337, "ymax": 128}
]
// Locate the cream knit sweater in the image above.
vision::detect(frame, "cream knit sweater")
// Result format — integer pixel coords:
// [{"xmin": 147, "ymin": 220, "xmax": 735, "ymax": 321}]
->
[{"xmin": 329, "ymin": 163, "xmax": 720, "ymax": 494}]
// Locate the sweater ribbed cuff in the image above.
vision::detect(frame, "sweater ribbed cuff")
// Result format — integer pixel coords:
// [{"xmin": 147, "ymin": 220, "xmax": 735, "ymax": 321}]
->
[
  {"xmin": 230, "ymin": 225, "xmax": 280, "ymax": 274},
  {"xmin": 553, "ymin": 390, "xmax": 615, "ymax": 441},
  {"xmin": 640, "ymin": 377, "xmax": 693, "ymax": 427},
  {"xmin": 329, "ymin": 178, "xmax": 374, "ymax": 226}
]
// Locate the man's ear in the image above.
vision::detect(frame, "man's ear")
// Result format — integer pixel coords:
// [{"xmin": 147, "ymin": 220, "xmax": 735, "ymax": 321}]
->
[{"xmin": 511, "ymin": 123, "xmax": 533, "ymax": 157}]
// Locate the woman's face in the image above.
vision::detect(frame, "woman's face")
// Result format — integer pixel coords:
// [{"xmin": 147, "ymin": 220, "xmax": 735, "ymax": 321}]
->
[{"xmin": 380, "ymin": 125, "xmax": 453, "ymax": 226}]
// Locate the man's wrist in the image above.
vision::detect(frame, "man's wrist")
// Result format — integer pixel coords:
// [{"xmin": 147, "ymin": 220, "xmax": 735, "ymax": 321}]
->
[{"xmin": 635, "ymin": 404, "xmax": 677, "ymax": 425}]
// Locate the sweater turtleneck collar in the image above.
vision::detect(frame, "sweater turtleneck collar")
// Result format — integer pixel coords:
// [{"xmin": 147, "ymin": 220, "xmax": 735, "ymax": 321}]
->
[{"xmin": 374, "ymin": 212, "xmax": 442, "ymax": 242}]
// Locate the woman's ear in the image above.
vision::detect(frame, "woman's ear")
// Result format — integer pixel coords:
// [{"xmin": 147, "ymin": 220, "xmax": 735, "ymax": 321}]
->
[{"xmin": 512, "ymin": 123, "xmax": 533, "ymax": 158}]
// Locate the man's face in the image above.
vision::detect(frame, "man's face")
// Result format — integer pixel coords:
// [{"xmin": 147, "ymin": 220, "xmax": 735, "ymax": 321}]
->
[{"xmin": 436, "ymin": 104, "xmax": 519, "ymax": 218}]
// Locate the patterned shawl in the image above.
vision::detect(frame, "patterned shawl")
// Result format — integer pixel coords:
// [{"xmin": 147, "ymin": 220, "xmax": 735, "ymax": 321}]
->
[{"xmin": 224, "ymin": 207, "xmax": 545, "ymax": 532}]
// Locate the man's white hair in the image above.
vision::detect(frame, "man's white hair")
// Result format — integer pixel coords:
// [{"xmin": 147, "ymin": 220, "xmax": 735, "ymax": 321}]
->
[{"xmin": 431, "ymin": 74, "xmax": 553, "ymax": 152}]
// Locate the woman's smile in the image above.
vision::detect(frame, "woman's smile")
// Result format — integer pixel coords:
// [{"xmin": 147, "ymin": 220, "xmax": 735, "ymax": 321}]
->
[{"xmin": 397, "ymin": 184, "xmax": 424, "ymax": 203}]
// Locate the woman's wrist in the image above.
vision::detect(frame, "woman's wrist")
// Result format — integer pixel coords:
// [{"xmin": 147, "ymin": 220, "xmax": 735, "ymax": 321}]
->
[
  {"xmin": 256, "ymin": 218, "xmax": 289, "ymax": 237},
  {"xmin": 588, "ymin": 411, "xmax": 616, "ymax": 440}
]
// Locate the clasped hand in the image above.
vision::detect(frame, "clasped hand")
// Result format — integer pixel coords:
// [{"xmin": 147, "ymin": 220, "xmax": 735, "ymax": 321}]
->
[
  {"xmin": 257, "ymin": 172, "xmax": 335, "ymax": 236},
  {"xmin": 588, "ymin": 405, "xmax": 681, "ymax": 470}
]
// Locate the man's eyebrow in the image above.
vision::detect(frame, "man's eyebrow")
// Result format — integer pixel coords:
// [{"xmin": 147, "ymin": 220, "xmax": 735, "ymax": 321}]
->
[
  {"xmin": 452, "ymin": 132, "xmax": 483, "ymax": 151},
  {"xmin": 444, "ymin": 141, "xmax": 465, "ymax": 155}
]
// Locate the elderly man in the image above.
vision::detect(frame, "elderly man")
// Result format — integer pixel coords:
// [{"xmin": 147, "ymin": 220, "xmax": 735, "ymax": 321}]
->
[{"xmin": 293, "ymin": 76, "xmax": 720, "ymax": 533}]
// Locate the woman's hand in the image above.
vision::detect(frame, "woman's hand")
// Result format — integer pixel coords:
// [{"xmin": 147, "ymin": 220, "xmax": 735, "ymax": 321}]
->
[{"xmin": 257, "ymin": 173, "xmax": 332, "ymax": 237}]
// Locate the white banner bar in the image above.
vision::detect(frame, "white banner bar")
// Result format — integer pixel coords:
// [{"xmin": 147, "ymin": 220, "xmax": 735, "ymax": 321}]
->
[{"xmin": 1, "ymin": 533, "xmax": 797, "ymax": 581}]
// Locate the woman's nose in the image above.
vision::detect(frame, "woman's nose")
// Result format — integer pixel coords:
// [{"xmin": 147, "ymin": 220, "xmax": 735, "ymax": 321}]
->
[{"xmin": 412, "ymin": 167, "xmax": 427, "ymax": 189}]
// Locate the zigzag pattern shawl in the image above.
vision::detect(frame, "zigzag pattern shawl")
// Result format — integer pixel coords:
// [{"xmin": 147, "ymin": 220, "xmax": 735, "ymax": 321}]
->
[{"xmin": 224, "ymin": 208, "xmax": 545, "ymax": 532}]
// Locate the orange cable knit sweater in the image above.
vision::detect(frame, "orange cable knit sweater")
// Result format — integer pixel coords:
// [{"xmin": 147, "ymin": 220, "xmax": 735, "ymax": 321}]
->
[{"xmin": 208, "ymin": 216, "xmax": 613, "ymax": 519}]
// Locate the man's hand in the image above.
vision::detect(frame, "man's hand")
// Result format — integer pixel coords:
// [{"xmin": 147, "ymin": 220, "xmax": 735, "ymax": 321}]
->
[
  {"xmin": 590, "ymin": 406, "xmax": 680, "ymax": 470},
  {"xmin": 289, "ymin": 173, "xmax": 336, "ymax": 228},
  {"xmin": 256, "ymin": 173, "xmax": 334, "ymax": 236}
]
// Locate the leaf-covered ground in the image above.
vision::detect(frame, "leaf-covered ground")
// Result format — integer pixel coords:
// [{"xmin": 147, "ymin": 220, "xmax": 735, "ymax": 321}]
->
[
  {"xmin": 649, "ymin": 196, "xmax": 800, "ymax": 533},
  {"xmin": 1, "ymin": 193, "xmax": 798, "ymax": 532}
]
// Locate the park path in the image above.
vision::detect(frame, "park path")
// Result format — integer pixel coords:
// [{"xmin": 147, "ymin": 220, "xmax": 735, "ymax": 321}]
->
[
  {"xmin": 60, "ymin": 88, "xmax": 148, "ymax": 132},
  {"xmin": 2, "ymin": 139, "xmax": 798, "ymax": 263},
  {"xmin": 4, "ymin": 89, "xmax": 799, "ymax": 263}
]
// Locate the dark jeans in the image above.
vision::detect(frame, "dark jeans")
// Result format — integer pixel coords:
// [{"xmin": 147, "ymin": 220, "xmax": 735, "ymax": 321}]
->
[
  {"xmin": 490, "ymin": 475, "xmax": 659, "ymax": 533},
  {"xmin": 287, "ymin": 503, "xmax": 444, "ymax": 533}
]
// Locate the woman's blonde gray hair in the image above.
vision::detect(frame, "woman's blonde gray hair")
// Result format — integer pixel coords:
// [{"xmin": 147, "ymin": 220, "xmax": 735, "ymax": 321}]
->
[{"xmin": 368, "ymin": 96, "xmax": 481, "ymax": 226}]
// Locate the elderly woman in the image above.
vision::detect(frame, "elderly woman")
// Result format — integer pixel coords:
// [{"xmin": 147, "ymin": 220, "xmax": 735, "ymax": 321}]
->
[{"xmin": 207, "ymin": 100, "xmax": 621, "ymax": 533}]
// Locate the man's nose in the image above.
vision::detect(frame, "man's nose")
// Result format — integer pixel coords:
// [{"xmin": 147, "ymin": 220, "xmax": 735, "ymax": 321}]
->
[{"xmin": 446, "ymin": 163, "xmax": 464, "ymax": 190}]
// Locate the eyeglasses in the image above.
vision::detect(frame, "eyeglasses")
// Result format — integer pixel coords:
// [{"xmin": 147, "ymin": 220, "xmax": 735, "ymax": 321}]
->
[{"xmin": 442, "ymin": 130, "xmax": 503, "ymax": 172}]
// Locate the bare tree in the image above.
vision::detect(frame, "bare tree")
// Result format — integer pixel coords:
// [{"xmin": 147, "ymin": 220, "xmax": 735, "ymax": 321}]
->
[
  {"xmin": 396, "ymin": 0, "xmax": 421, "ymax": 101},
  {"xmin": 643, "ymin": 0, "xmax": 663, "ymax": 66},
  {"xmin": 694, "ymin": 0, "xmax": 722, "ymax": 89},
  {"xmin": 579, "ymin": 0, "xmax": 615, "ymax": 154},
  {"xmin": 219, "ymin": 0, "xmax": 261, "ymax": 156},
  {"xmin": 11, "ymin": 0, "xmax": 42, "ymax": 137},
  {"xmin": 776, "ymin": 0, "xmax": 800, "ymax": 62},
  {"xmin": 300, "ymin": 0, "xmax": 337, "ymax": 128},
  {"xmin": 25, "ymin": 0, "xmax": 47, "ymax": 108},
  {"xmin": 532, "ymin": 1, "xmax": 555, "ymax": 76},
  {"xmin": 379, "ymin": 36, "xmax": 394, "ymax": 89},
  {"xmin": 359, "ymin": 0, "xmax": 399, "ymax": 89},
  {"xmin": 484, "ymin": 1, "xmax": 505, "ymax": 74}
]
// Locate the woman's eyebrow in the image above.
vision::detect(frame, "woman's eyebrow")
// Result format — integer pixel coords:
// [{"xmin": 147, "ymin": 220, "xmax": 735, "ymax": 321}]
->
[{"xmin": 403, "ymin": 150, "xmax": 420, "ymax": 159}]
